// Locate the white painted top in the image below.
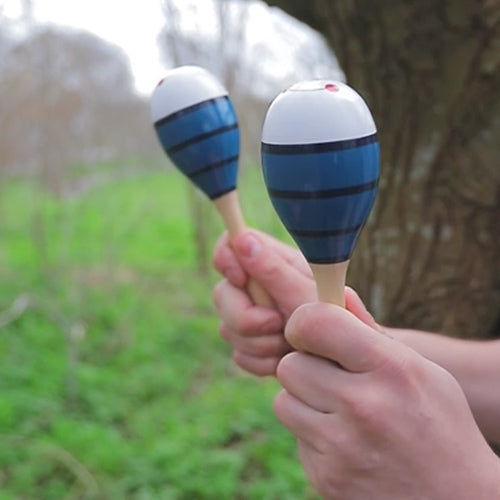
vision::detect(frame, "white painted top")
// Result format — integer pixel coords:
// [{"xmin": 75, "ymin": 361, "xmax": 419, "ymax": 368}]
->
[
  {"xmin": 150, "ymin": 66, "xmax": 228, "ymax": 123},
  {"xmin": 262, "ymin": 80, "xmax": 376, "ymax": 144}
]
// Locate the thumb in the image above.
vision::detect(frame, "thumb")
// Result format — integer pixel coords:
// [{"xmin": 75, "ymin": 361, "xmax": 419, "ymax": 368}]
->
[
  {"xmin": 233, "ymin": 231, "xmax": 316, "ymax": 318},
  {"xmin": 285, "ymin": 302, "xmax": 395, "ymax": 373}
]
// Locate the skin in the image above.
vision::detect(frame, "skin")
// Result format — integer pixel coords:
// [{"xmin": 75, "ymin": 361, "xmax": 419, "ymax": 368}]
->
[
  {"xmin": 212, "ymin": 230, "xmax": 379, "ymax": 375},
  {"xmin": 212, "ymin": 229, "xmax": 500, "ymax": 498},
  {"xmin": 212, "ymin": 229, "xmax": 316, "ymax": 375},
  {"xmin": 275, "ymin": 302, "xmax": 500, "ymax": 499}
]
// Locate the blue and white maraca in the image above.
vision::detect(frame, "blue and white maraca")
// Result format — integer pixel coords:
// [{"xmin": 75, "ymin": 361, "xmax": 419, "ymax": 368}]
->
[
  {"xmin": 261, "ymin": 80, "xmax": 379, "ymax": 304},
  {"xmin": 150, "ymin": 66, "xmax": 273, "ymax": 307},
  {"xmin": 151, "ymin": 65, "xmax": 239, "ymax": 200}
]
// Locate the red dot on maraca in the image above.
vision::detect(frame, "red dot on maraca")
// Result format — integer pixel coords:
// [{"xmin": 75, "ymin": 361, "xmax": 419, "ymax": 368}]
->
[{"xmin": 325, "ymin": 83, "xmax": 338, "ymax": 92}]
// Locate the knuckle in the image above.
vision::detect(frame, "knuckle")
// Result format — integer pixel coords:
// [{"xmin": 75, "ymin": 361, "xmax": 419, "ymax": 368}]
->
[
  {"xmin": 338, "ymin": 386, "xmax": 388, "ymax": 428},
  {"xmin": 327, "ymin": 428, "xmax": 354, "ymax": 457},
  {"xmin": 218, "ymin": 322, "xmax": 232, "ymax": 342},
  {"xmin": 236, "ymin": 314, "xmax": 258, "ymax": 336},
  {"xmin": 212, "ymin": 233, "xmax": 230, "ymax": 269},
  {"xmin": 317, "ymin": 420, "xmax": 358, "ymax": 461},
  {"xmin": 259, "ymin": 313, "xmax": 284, "ymax": 335},
  {"xmin": 261, "ymin": 335, "xmax": 288, "ymax": 358},
  {"xmin": 256, "ymin": 357, "xmax": 279, "ymax": 376},
  {"xmin": 315, "ymin": 463, "xmax": 346, "ymax": 499},
  {"xmin": 232, "ymin": 350, "xmax": 248, "ymax": 371},
  {"xmin": 234, "ymin": 351, "xmax": 277, "ymax": 376},
  {"xmin": 340, "ymin": 356, "xmax": 430, "ymax": 427},
  {"xmin": 247, "ymin": 337, "xmax": 273, "ymax": 358},
  {"xmin": 273, "ymin": 389, "xmax": 289, "ymax": 419},
  {"xmin": 211, "ymin": 250, "xmax": 221, "ymax": 271},
  {"xmin": 211, "ymin": 248, "xmax": 226, "ymax": 275},
  {"xmin": 212, "ymin": 280, "xmax": 226, "ymax": 310},
  {"xmin": 347, "ymin": 395, "xmax": 384, "ymax": 425},
  {"xmin": 259, "ymin": 256, "xmax": 284, "ymax": 283},
  {"xmin": 240, "ymin": 338, "xmax": 269, "ymax": 358},
  {"xmin": 382, "ymin": 351, "xmax": 427, "ymax": 397}
]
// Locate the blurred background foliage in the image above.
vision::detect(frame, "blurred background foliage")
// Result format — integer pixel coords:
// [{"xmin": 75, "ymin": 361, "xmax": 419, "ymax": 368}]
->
[{"xmin": 0, "ymin": 0, "xmax": 499, "ymax": 498}]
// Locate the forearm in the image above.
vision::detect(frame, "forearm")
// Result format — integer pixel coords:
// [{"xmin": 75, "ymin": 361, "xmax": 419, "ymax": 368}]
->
[{"xmin": 387, "ymin": 327, "xmax": 500, "ymax": 446}]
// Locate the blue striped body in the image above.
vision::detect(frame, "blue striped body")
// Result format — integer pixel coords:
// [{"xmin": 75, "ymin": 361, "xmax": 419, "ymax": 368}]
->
[
  {"xmin": 262, "ymin": 135, "xmax": 379, "ymax": 264},
  {"xmin": 154, "ymin": 96, "xmax": 239, "ymax": 200}
]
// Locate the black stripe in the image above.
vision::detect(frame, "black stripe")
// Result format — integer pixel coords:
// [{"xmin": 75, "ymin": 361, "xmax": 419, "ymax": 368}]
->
[
  {"xmin": 154, "ymin": 96, "xmax": 230, "ymax": 128},
  {"xmin": 261, "ymin": 133, "xmax": 377, "ymax": 155},
  {"xmin": 188, "ymin": 155, "xmax": 239, "ymax": 179},
  {"xmin": 167, "ymin": 124, "xmax": 238, "ymax": 154},
  {"xmin": 268, "ymin": 179, "xmax": 378, "ymax": 200},
  {"xmin": 209, "ymin": 186, "xmax": 236, "ymax": 200},
  {"xmin": 289, "ymin": 224, "xmax": 364, "ymax": 238},
  {"xmin": 308, "ymin": 254, "xmax": 351, "ymax": 264}
]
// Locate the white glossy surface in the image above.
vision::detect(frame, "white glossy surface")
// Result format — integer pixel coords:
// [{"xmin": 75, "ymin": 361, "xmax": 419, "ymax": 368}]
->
[
  {"xmin": 262, "ymin": 80, "xmax": 376, "ymax": 144},
  {"xmin": 150, "ymin": 66, "xmax": 228, "ymax": 123}
]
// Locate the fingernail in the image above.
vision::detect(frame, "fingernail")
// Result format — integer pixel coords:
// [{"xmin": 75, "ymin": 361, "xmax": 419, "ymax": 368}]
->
[{"xmin": 237, "ymin": 234, "xmax": 261, "ymax": 259}]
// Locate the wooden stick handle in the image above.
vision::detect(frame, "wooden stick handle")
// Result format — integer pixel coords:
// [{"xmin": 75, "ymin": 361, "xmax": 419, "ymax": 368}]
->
[
  {"xmin": 214, "ymin": 191, "xmax": 274, "ymax": 308},
  {"xmin": 310, "ymin": 261, "xmax": 349, "ymax": 307}
]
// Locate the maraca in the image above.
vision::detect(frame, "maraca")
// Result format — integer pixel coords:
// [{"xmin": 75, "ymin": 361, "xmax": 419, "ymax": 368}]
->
[
  {"xmin": 151, "ymin": 65, "xmax": 272, "ymax": 306},
  {"xmin": 261, "ymin": 80, "xmax": 379, "ymax": 306}
]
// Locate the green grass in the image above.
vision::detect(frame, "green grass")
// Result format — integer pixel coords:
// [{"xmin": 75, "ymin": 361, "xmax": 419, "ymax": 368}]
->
[{"xmin": 0, "ymin": 165, "xmax": 318, "ymax": 499}]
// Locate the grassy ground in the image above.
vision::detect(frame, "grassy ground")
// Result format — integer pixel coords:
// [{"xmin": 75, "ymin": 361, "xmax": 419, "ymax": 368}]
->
[{"xmin": 0, "ymin": 165, "xmax": 319, "ymax": 499}]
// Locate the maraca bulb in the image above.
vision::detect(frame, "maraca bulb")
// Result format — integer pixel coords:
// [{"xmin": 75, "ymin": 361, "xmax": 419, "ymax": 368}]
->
[
  {"xmin": 151, "ymin": 66, "xmax": 239, "ymax": 200},
  {"xmin": 261, "ymin": 80, "xmax": 379, "ymax": 264}
]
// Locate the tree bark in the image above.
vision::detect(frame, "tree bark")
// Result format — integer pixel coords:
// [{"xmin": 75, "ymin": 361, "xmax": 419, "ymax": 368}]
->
[{"xmin": 262, "ymin": 0, "xmax": 500, "ymax": 338}]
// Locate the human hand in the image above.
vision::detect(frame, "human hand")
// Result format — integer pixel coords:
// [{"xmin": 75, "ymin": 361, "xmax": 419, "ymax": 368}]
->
[
  {"xmin": 212, "ymin": 230, "xmax": 379, "ymax": 376},
  {"xmin": 212, "ymin": 230, "xmax": 315, "ymax": 375},
  {"xmin": 274, "ymin": 303, "xmax": 500, "ymax": 499}
]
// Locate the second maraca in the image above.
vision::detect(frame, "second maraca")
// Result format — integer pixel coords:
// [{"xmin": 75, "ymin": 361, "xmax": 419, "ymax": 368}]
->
[
  {"xmin": 151, "ymin": 65, "xmax": 272, "ymax": 306},
  {"xmin": 261, "ymin": 80, "xmax": 380, "ymax": 306}
]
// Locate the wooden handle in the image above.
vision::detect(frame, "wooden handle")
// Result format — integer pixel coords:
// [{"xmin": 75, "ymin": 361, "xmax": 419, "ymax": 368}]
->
[
  {"xmin": 310, "ymin": 261, "xmax": 349, "ymax": 307},
  {"xmin": 214, "ymin": 191, "xmax": 275, "ymax": 308}
]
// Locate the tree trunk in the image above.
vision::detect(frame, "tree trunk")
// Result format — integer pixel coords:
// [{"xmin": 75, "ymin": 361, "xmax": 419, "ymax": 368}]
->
[{"xmin": 262, "ymin": 0, "xmax": 500, "ymax": 338}]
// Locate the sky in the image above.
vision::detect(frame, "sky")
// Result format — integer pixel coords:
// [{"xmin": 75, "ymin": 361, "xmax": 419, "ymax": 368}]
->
[
  {"xmin": 1, "ymin": 0, "xmax": 342, "ymax": 96},
  {"xmin": 2, "ymin": 0, "xmax": 169, "ymax": 94}
]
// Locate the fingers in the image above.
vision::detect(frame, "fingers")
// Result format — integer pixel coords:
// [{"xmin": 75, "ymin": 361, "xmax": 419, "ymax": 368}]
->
[
  {"xmin": 285, "ymin": 303, "xmax": 395, "ymax": 373},
  {"xmin": 274, "ymin": 389, "xmax": 332, "ymax": 453},
  {"xmin": 213, "ymin": 278, "xmax": 288, "ymax": 377},
  {"xmin": 212, "ymin": 232, "xmax": 247, "ymax": 287},
  {"xmin": 253, "ymin": 230, "xmax": 312, "ymax": 278},
  {"xmin": 219, "ymin": 323, "xmax": 290, "ymax": 357},
  {"xmin": 231, "ymin": 231, "xmax": 316, "ymax": 318},
  {"xmin": 232, "ymin": 351, "xmax": 283, "ymax": 377},
  {"xmin": 213, "ymin": 229, "xmax": 315, "ymax": 318},
  {"xmin": 213, "ymin": 279, "xmax": 282, "ymax": 334},
  {"xmin": 213, "ymin": 229, "xmax": 311, "ymax": 286},
  {"xmin": 276, "ymin": 352, "xmax": 347, "ymax": 413}
]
